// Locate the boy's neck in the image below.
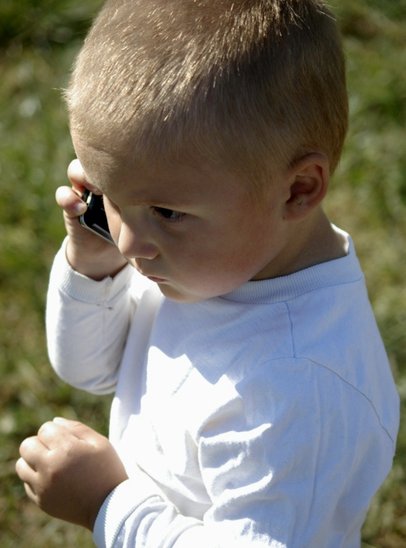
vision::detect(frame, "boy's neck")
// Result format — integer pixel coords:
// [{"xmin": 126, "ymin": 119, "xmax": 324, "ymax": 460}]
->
[
  {"xmin": 295, "ymin": 209, "xmax": 347, "ymax": 268},
  {"xmin": 286, "ymin": 209, "xmax": 348, "ymax": 274},
  {"xmin": 255, "ymin": 209, "xmax": 347, "ymax": 281}
]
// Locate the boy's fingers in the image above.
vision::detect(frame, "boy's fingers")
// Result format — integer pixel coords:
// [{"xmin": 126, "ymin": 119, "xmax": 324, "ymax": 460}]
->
[
  {"xmin": 37, "ymin": 420, "xmax": 79, "ymax": 449},
  {"xmin": 55, "ymin": 186, "xmax": 87, "ymax": 217},
  {"xmin": 53, "ymin": 417, "xmax": 82, "ymax": 427},
  {"xmin": 15, "ymin": 456, "xmax": 37, "ymax": 484},
  {"xmin": 67, "ymin": 158, "xmax": 86, "ymax": 184},
  {"xmin": 35, "ymin": 418, "xmax": 98, "ymax": 446},
  {"xmin": 52, "ymin": 417, "xmax": 101, "ymax": 442},
  {"xmin": 67, "ymin": 158, "xmax": 99, "ymax": 193},
  {"xmin": 23, "ymin": 480, "xmax": 39, "ymax": 504},
  {"xmin": 17, "ymin": 436, "xmax": 48, "ymax": 474},
  {"xmin": 19, "ymin": 436, "xmax": 46, "ymax": 461}
]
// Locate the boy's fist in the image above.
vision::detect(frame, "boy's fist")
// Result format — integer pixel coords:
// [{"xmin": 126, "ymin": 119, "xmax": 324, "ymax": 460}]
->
[{"xmin": 16, "ymin": 418, "xmax": 128, "ymax": 530}]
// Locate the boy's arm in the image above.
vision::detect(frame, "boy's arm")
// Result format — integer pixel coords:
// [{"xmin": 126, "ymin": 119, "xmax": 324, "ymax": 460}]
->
[
  {"xmin": 91, "ymin": 363, "xmax": 396, "ymax": 548},
  {"xmin": 16, "ymin": 364, "xmax": 396, "ymax": 547},
  {"xmin": 15, "ymin": 417, "xmax": 263, "ymax": 547},
  {"xmin": 15, "ymin": 418, "xmax": 199, "ymax": 541},
  {"xmin": 46, "ymin": 159, "xmax": 134, "ymax": 393},
  {"xmin": 46, "ymin": 240, "xmax": 134, "ymax": 393}
]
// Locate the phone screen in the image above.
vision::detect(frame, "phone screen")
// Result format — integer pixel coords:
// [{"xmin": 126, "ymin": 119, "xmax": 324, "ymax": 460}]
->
[{"xmin": 78, "ymin": 190, "xmax": 114, "ymax": 243}]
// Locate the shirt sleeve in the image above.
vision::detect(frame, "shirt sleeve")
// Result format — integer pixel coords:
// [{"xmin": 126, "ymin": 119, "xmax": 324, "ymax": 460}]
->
[
  {"xmin": 93, "ymin": 472, "xmax": 275, "ymax": 548},
  {"xmin": 45, "ymin": 239, "xmax": 135, "ymax": 394}
]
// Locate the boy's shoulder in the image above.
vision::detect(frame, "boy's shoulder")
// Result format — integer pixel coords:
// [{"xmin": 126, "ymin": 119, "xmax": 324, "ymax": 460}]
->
[{"xmin": 143, "ymin": 232, "xmax": 398, "ymax": 442}]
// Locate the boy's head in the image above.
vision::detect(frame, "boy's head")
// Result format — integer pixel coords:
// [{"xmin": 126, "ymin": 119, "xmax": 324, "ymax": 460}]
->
[{"xmin": 66, "ymin": 0, "xmax": 348, "ymax": 187}]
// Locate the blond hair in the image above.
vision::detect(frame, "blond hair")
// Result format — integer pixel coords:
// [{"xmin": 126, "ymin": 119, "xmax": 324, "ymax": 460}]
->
[{"xmin": 66, "ymin": 0, "xmax": 348, "ymax": 183}]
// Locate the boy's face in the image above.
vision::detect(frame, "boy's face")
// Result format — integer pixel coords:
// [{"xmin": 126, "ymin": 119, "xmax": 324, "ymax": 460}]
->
[{"xmin": 73, "ymin": 135, "xmax": 293, "ymax": 302}]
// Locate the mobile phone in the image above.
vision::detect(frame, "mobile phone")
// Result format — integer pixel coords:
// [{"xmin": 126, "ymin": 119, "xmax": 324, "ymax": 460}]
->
[{"xmin": 78, "ymin": 190, "xmax": 114, "ymax": 244}]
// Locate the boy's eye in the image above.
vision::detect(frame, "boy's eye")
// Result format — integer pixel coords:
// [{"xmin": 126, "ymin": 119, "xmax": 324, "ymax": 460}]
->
[{"xmin": 152, "ymin": 206, "xmax": 185, "ymax": 222}]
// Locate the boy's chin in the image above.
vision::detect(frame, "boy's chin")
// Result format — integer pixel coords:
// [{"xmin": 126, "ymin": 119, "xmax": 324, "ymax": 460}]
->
[{"xmin": 156, "ymin": 282, "xmax": 209, "ymax": 303}]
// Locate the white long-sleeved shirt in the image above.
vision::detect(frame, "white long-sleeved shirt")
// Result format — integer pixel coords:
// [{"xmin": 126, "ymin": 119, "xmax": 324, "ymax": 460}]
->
[{"xmin": 46, "ymin": 230, "xmax": 399, "ymax": 547}]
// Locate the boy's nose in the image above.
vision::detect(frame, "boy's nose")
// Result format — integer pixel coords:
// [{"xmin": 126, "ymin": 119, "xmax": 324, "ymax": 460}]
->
[{"xmin": 116, "ymin": 223, "xmax": 158, "ymax": 260}]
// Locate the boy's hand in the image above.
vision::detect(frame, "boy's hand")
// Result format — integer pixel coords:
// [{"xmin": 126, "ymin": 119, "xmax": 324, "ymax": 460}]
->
[
  {"xmin": 57, "ymin": 159, "xmax": 127, "ymax": 280},
  {"xmin": 16, "ymin": 418, "xmax": 128, "ymax": 530}
]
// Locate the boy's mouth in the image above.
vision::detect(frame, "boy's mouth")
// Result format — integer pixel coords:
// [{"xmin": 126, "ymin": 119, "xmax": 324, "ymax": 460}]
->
[{"xmin": 146, "ymin": 276, "xmax": 167, "ymax": 283}]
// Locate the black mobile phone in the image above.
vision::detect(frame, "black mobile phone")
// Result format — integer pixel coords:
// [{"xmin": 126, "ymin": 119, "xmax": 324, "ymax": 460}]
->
[{"xmin": 78, "ymin": 190, "xmax": 114, "ymax": 244}]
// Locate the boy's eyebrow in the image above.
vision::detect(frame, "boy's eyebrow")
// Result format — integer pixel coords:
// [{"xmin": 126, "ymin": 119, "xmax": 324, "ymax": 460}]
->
[
  {"xmin": 103, "ymin": 175, "xmax": 203, "ymax": 209},
  {"xmin": 130, "ymin": 195, "xmax": 193, "ymax": 210},
  {"xmin": 104, "ymin": 187, "xmax": 195, "ymax": 210}
]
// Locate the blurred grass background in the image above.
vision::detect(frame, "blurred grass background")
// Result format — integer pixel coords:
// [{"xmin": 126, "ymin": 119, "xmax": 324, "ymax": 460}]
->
[{"xmin": 0, "ymin": 0, "xmax": 404, "ymax": 546}]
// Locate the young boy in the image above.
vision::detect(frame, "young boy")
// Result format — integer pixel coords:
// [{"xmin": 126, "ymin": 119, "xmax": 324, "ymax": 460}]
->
[{"xmin": 16, "ymin": 1, "xmax": 399, "ymax": 546}]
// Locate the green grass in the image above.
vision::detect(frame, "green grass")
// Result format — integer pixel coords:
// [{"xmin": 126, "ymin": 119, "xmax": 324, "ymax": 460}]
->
[{"xmin": 0, "ymin": 1, "xmax": 405, "ymax": 545}]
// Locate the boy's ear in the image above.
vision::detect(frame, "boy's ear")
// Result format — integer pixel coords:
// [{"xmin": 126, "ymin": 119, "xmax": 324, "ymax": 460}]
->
[{"xmin": 284, "ymin": 153, "xmax": 330, "ymax": 220}]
